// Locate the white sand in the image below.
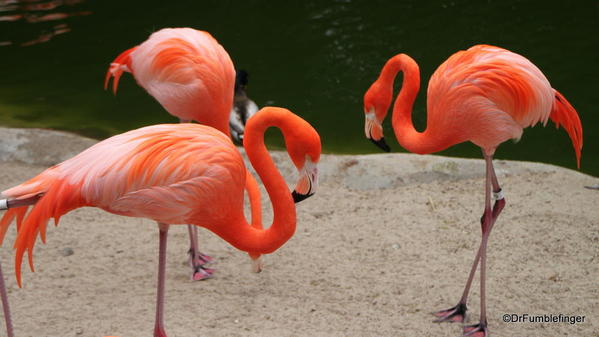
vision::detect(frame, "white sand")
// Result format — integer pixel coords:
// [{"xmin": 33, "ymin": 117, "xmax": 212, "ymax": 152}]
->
[{"xmin": 0, "ymin": 127, "xmax": 597, "ymax": 337}]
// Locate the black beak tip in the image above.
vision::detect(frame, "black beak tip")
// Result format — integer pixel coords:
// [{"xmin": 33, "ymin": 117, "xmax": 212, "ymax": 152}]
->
[
  {"xmin": 292, "ymin": 190, "xmax": 313, "ymax": 203},
  {"xmin": 369, "ymin": 137, "xmax": 391, "ymax": 152}
]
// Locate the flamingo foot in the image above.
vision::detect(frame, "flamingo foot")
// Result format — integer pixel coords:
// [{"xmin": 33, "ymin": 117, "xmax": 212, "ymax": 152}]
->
[
  {"xmin": 187, "ymin": 249, "xmax": 214, "ymax": 268},
  {"xmin": 196, "ymin": 252, "xmax": 214, "ymax": 265},
  {"xmin": 433, "ymin": 302, "xmax": 467, "ymax": 323},
  {"xmin": 463, "ymin": 321, "xmax": 488, "ymax": 337},
  {"xmin": 192, "ymin": 265, "xmax": 215, "ymax": 281}
]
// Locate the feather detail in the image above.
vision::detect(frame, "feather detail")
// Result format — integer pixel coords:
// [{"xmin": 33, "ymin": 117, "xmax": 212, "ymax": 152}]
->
[
  {"xmin": 3, "ymin": 123, "xmax": 246, "ymax": 287},
  {"xmin": 126, "ymin": 28, "xmax": 235, "ymax": 132},
  {"xmin": 104, "ymin": 46, "xmax": 137, "ymax": 94},
  {"xmin": 426, "ymin": 45, "xmax": 557, "ymax": 150},
  {"xmin": 4, "ymin": 178, "xmax": 84, "ymax": 287},
  {"xmin": 550, "ymin": 91, "xmax": 583, "ymax": 168},
  {"xmin": 0, "ymin": 207, "xmax": 26, "ymax": 245}
]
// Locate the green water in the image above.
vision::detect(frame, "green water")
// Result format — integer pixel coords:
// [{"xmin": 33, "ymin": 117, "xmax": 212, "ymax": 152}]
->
[{"xmin": 0, "ymin": 0, "xmax": 597, "ymax": 176}]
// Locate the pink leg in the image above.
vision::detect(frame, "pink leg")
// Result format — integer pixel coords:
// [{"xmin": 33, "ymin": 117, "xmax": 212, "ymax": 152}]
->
[
  {"xmin": 433, "ymin": 245, "xmax": 479, "ymax": 323},
  {"xmin": 154, "ymin": 223, "xmax": 169, "ymax": 337},
  {"xmin": 0, "ymin": 261, "xmax": 14, "ymax": 337},
  {"xmin": 179, "ymin": 118, "xmax": 215, "ymax": 281},
  {"xmin": 462, "ymin": 154, "xmax": 504, "ymax": 336},
  {"xmin": 186, "ymin": 225, "xmax": 214, "ymax": 281},
  {"xmin": 0, "ymin": 196, "xmax": 39, "ymax": 336},
  {"xmin": 435, "ymin": 153, "xmax": 505, "ymax": 337}
]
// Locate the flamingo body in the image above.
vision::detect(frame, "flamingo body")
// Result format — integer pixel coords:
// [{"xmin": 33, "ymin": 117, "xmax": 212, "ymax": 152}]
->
[
  {"xmin": 364, "ymin": 45, "xmax": 582, "ymax": 161},
  {"xmin": 1, "ymin": 124, "xmax": 242, "ymax": 283},
  {"xmin": 106, "ymin": 28, "xmax": 235, "ymax": 135},
  {"xmin": 428, "ymin": 45, "xmax": 565, "ymax": 152}
]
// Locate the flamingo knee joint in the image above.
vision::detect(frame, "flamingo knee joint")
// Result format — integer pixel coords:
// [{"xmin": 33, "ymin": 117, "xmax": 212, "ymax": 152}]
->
[{"xmin": 493, "ymin": 189, "xmax": 504, "ymax": 201}]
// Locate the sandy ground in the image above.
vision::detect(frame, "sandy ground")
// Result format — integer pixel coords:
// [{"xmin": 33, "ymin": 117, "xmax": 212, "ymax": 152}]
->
[{"xmin": 0, "ymin": 127, "xmax": 597, "ymax": 337}]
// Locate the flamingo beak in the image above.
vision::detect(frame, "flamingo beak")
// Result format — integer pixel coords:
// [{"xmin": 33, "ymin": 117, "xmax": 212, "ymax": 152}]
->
[
  {"xmin": 369, "ymin": 137, "xmax": 391, "ymax": 152},
  {"xmin": 292, "ymin": 190, "xmax": 313, "ymax": 203},
  {"xmin": 365, "ymin": 111, "xmax": 391, "ymax": 152}
]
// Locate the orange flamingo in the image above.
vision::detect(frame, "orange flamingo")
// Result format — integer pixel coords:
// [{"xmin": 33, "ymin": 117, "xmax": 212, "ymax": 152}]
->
[
  {"xmin": 104, "ymin": 27, "xmax": 263, "ymax": 279},
  {"xmin": 363, "ymin": 45, "xmax": 582, "ymax": 336},
  {"xmin": 0, "ymin": 107, "xmax": 321, "ymax": 337}
]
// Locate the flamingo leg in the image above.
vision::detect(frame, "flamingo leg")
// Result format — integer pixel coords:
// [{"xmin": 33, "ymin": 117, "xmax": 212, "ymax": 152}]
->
[
  {"xmin": 154, "ymin": 223, "xmax": 169, "ymax": 337},
  {"xmin": 179, "ymin": 118, "xmax": 215, "ymax": 280},
  {"xmin": 433, "ymin": 244, "xmax": 480, "ymax": 323},
  {"xmin": 434, "ymin": 154, "xmax": 505, "ymax": 337},
  {"xmin": 0, "ymin": 261, "xmax": 14, "ymax": 337},
  {"xmin": 0, "ymin": 196, "xmax": 40, "ymax": 337},
  {"xmin": 186, "ymin": 225, "xmax": 214, "ymax": 281},
  {"xmin": 462, "ymin": 154, "xmax": 505, "ymax": 337}
]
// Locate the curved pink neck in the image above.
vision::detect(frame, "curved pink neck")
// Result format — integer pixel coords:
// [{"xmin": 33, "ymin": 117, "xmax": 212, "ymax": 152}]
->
[
  {"xmin": 382, "ymin": 54, "xmax": 449, "ymax": 154},
  {"xmin": 213, "ymin": 108, "xmax": 297, "ymax": 254}
]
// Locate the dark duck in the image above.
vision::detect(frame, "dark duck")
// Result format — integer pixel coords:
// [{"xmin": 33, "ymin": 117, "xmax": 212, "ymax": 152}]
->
[{"xmin": 229, "ymin": 69, "xmax": 259, "ymax": 144}]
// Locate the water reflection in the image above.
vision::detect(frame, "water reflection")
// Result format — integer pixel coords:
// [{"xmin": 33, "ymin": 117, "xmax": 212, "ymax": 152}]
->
[{"xmin": 0, "ymin": 0, "xmax": 90, "ymax": 46}]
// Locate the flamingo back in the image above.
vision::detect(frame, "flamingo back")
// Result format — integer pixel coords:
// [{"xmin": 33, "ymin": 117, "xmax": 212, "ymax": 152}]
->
[
  {"xmin": 427, "ymin": 45, "xmax": 555, "ymax": 150},
  {"xmin": 130, "ymin": 28, "xmax": 235, "ymax": 133}
]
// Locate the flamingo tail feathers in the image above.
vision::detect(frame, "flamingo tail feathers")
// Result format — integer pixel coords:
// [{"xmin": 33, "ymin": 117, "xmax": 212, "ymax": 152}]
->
[
  {"xmin": 104, "ymin": 46, "xmax": 137, "ymax": 94},
  {"xmin": 0, "ymin": 207, "xmax": 28, "ymax": 246},
  {"xmin": 3, "ymin": 177, "xmax": 84, "ymax": 287},
  {"xmin": 550, "ymin": 91, "xmax": 583, "ymax": 168}
]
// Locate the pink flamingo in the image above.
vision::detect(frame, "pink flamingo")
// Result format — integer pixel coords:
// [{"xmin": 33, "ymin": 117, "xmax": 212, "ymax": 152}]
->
[
  {"xmin": 363, "ymin": 45, "xmax": 582, "ymax": 336},
  {"xmin": 104, "ymin": 27, "xmax": 263, "ymax": 279},
  {"xmin": 0, "ymin": 107, "xmax": 321, "ymax": 337}
]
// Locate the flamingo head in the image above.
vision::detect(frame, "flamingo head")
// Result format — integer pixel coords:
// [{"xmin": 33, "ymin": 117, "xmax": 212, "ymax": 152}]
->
[
  {"xmin": 291, "ymin": 156, "xmax": 319, "ymax": 203},
  {"xmin": 363, "ymin": 81, "xmax": 392, "ymax": 152},
  {"xmin": 284, "ymin": 119, "xmax": 321, "ymax": 203}
]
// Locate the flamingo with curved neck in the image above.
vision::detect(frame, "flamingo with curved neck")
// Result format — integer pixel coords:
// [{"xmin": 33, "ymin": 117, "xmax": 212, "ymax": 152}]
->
[
  {"xmin": 105, "ymin": 27, "xmax": 264, "ymax": 279},
  {"xmin": 0, "ymin": 107, "xmax": 321, "ymax": 337},
  {"xmin": 363, "ymin": 45, "xmax": 582, "ymax": 336}
]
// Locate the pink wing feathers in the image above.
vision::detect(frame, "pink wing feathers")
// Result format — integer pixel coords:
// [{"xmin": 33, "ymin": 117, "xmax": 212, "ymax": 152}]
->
[
  {"xmin": 427, "ymin": 45, "xmax": 582, "ymax": 156},
  {"xmin": 0, "ymin": 124, "xmax": 246, "ymax": 286},
  {"xmin": 550, "ymin": 90, "xmax": 582, "ymax": 167},
  {"xmin": 105, "ymin": 28, "xmax": 236, "ymax": 132}
]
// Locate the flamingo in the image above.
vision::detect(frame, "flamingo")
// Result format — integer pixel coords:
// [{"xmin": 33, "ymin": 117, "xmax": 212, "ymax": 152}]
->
[
  {"xmin": 104, "ymin": 27, "xmax": 263, "ymax": 280},
  {"xmin": 0, "ymin": 107, "xmax": 321, "ymax": 337},
  {"xmin": 230, "ymin": 69, "xmax": 259, "ymax": 144},
  {"xmin": 363, "ymin": 45, "xmax": 582, "ymax": 336}
]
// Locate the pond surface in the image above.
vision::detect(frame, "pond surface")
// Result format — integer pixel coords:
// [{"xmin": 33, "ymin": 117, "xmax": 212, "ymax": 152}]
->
[{"xmin": 0, "ymin": 0, "xmax": 597, "ymax": 175}]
